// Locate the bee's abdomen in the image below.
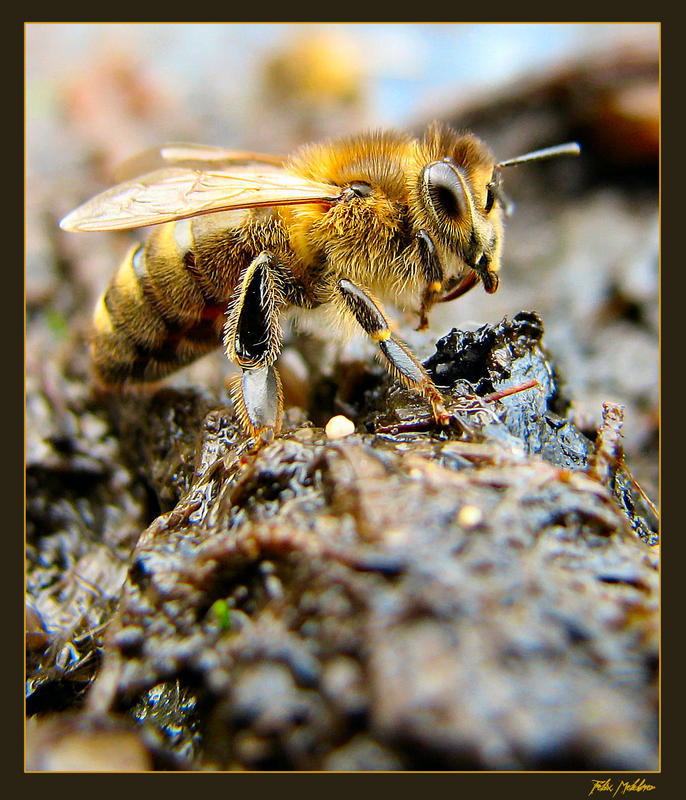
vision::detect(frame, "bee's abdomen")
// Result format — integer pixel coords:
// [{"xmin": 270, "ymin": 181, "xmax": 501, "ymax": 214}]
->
[{"xmin": 91, "ymin": 219, "xmax": 237, "ymax": 385}]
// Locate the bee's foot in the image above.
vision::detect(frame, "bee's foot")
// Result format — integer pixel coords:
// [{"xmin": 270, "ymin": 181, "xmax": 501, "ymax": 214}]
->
[
  {"xmin": 434, "ymin": 409, "xmax": 454, "ymax": 427},
  {"xmin": 252, "ymin": 428, "xmax": 276, "ymax": 449},
  {"xmin": 428, "ymin": 392, "xmax": 452, "ymax": 427}
]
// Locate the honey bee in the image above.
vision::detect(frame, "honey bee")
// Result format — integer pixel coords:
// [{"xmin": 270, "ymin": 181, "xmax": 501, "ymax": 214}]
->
[{"xmin": 60, "ymin": 123, "xmax": 579, "ymax": 444}]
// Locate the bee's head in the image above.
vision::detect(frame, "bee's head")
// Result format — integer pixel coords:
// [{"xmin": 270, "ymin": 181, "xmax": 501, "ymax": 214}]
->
[
  {"xmin": 416, "ymin": 151, "xmax": 504, "ymax": 296},
  {"xmin": 413, "ymin": 124, "xmax": 580, "ymax": 301}
]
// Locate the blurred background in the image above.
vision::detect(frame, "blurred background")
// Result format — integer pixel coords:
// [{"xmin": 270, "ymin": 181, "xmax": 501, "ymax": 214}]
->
[{"xmin": 25, "ymin": 22, "xmax": 659, "ymax": 495}]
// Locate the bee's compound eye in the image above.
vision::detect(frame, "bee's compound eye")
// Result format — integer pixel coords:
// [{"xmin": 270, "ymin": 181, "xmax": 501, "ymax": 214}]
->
[{"xmin": 423, "ymin": 162, "xmax": 467, "ymax": 220}]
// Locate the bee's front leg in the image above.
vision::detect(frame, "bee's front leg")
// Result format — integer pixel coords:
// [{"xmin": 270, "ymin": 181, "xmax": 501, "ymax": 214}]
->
[
  {"xmin": 337, "ymin": 278, "xmax": 451, "ymax": 426},
  {"xmin": 224, "ymin": 251, "xmax": 284, "ymax": 444},
  {"xmin": 415, "ymin": 229, "xmax": 444, "ymax": 331}
]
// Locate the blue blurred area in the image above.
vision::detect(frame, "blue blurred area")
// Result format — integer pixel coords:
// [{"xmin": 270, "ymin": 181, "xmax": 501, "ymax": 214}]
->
[
  {"xmin": 27, "ymin": 22, "xmax": 658, "ymax": 126},
  {"xmin": 335, "ymin": 23, "xmax": 657, "ymax": 124}
]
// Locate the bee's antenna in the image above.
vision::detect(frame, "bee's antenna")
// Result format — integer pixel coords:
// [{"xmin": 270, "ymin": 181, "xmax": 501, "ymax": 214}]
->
[
  {"xmin": 497, "ymin": 142, "xmax": 581, "ymax": 169},
  {"xmin": 491, "ymin": 141, "xmax": 581, "ymax": 217}
]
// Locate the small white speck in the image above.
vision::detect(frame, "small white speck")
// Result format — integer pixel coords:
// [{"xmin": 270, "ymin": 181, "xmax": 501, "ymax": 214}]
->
[
  {"xmin": 457, "ymin": 505, "xmax": 484, "ymax": 528},
  {"xmin": 325, "ymin": 415, "xmax": 356, "ymax": 439}
]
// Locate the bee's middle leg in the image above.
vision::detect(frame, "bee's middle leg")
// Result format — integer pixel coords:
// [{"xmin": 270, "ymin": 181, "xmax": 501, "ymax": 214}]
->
[
  {"xmin": 337, "ymin": 278, "xmax": 451, "ymax": 425},
  {"xmin": 224, "ymin": 251, "xmax": 285, "ymax": 442}
]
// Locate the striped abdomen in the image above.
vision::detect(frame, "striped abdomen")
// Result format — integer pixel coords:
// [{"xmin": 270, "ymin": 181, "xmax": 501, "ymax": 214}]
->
[{"xmin": 91, "ymin": 212, "xmax": 252, "ymax": 385}]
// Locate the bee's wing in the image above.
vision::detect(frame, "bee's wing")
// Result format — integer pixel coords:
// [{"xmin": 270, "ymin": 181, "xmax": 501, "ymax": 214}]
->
[
  {"xmin": 159, "ymin": 143, "xmax": 287, "ymax": 167},
  {"xmin": 60, "ymin": 166, "xmax": 342, "ymax": 232},
  {"xmin": 114, "ymin": 143, "xmax": 286, "ymax": 182}
]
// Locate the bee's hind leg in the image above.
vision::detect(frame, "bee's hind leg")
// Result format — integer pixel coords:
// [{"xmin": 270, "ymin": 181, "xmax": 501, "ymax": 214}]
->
[
  {"xmin": 337, "ymin": 278, "xmax": 451, "ymax": 427},
  {"xmin": 224, "ymin": 251, "xmax": 285, "ymax": 444}
]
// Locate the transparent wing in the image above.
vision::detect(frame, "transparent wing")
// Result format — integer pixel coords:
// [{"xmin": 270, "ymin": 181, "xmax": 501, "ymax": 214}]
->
[
  {"xmin": 60, "ymin": 165, "xmax": 342, "ymax": 232},
  {"xmin": 113, "ymin": 142, "xmax": 286, "ymax": 182}
]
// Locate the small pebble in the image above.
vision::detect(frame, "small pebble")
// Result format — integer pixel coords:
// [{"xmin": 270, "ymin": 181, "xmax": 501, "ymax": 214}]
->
[
  {"xmin": 457, "ymin": 504, "xmax": 484, "ymax": 528},
  {"xmin": 325, "ymin": 415, "xmax": 355, "ymax": 439}
]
